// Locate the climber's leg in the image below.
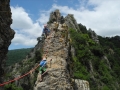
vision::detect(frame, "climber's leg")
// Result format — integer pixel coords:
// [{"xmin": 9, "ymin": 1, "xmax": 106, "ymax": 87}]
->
[
  {"xmin": 39, "ymin": 74, "xmax": 43, "ymax": 82},
  {"xmin": 39, "ymin": 67, "xmax": 43, "ymax": 82},
  {"xmin": 42, "ymin": 70, "xmax": 48, "ymax": 76}
]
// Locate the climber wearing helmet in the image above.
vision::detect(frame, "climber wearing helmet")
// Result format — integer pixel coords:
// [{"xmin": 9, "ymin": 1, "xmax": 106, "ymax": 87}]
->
[
  {"xmin": 42, "ymin": 24, "xmax": 50, "ymax": 38},
  {"xmin": 39, "ymin": 54, "xmax": 52, "ymax": 82}
]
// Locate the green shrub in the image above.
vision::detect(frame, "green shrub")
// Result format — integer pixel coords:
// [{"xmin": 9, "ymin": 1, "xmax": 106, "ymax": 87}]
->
[
  {"xmin": 4, "ymin": 83, "xmax": 23, "ymax": 90},
  {"xmin": 35, "ymin": 50, "xmax": 42, "ymax": 63},
  {"xmin": 101, "ymin": 86, "xmax": 110, "ymax": 90}
]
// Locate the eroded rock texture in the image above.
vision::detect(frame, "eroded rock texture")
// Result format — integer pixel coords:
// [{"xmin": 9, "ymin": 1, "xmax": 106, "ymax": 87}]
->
[
  {"xmin": 0, "ymin": 0, "xmax": 15, "ymax": 82},
  {"xmin": 3, "ymin": 9, "xmax": 90, "ymax": 90},
  {"xmin": 34, "ymin": 10, "xmax": 90, "ymax": 90}
]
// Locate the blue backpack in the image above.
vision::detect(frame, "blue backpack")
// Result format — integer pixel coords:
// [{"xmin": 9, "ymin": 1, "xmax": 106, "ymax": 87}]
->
[
  {"xmin": 40, "ymin": 60, "xmax": 46, "ymax": 67},
  {"xmin": 43, "ymin": 28, "xmax": 48, "ymax": 33}
]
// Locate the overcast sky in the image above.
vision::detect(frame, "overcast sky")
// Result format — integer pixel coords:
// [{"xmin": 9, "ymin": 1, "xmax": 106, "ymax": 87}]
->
[{"xmin": 9, "ymin": 0, "xmax": 120, "ymax": 50}]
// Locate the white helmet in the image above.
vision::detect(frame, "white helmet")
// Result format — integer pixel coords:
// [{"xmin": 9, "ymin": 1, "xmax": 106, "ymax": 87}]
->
[{"xmin": 44, "ymin": 24, "xmax": 47, "ymax": 27}]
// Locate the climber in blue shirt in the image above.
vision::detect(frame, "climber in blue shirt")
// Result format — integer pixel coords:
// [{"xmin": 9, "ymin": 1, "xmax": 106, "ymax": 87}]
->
[{"xmin": 39, "ymin": 54, "xmax": 52, "ymax": 82}]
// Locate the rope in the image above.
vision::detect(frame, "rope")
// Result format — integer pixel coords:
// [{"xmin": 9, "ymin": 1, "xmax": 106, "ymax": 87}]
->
[
  {"xmin": 0, "ymin": 30, "xmax": 51, "ymax": 87},
  {"xmin": 0, "ymin": 64, "xmax": 39, "ymax": 87}
]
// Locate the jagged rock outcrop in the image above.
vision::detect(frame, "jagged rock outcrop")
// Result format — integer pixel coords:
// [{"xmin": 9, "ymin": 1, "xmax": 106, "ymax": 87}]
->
[
  {"xmin": 4, "ymin": 9, "xmax": 90, "ymax": 90},
  {"xmin": 4, "ymin": 7, "xmax": 120, "ymax": 89},
  {"xmin": 0, "ymin": 0, "xmax": 15, "ymax": 85},
  {"xmin": 74, "ymin": 79, "xmax": 89, "ymax": 90},
  {"xmin": 49, "ymin": 9, "xmax": 61, "ymax": 23},
  {"xmin": 34, "ymin": 10, "xmax": 90, "ymax": 90},
  {"xmin": 88, "ymin": 29, "xmax": 99, "ymax": 44},
  {"xmin": 65, "ymin": 14, "xmax": 80, "ymax": 32},
  {"xmin": 34, "ymin": 22, "xmax": 73, "ymax": 90}
]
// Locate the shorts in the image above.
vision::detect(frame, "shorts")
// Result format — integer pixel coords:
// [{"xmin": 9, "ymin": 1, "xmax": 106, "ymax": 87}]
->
[{"xmin": 39, "ymin": 67, "xmax": 46, "ymax": 74}]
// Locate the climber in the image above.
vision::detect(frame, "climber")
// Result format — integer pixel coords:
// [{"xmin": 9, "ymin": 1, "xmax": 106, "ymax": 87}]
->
[
  {"xmin": 39, "ymin": 54, "xmax": 52, "ymax": 82},
  {"xmin": 42, "ymin": 24, "xmax": 50, "ymax": 38}
]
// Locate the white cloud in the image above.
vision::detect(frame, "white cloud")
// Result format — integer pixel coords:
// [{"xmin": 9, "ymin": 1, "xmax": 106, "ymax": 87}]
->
[
  {"xmin": 49, "ymin": 0, "xmax": 120, "ymax": 37},
  {"xmin": 11, "ymin": 6, "xmax": 43, "ymax": 47},
  {"xmin": 12, "ymin": 31, "xmax": 37, "ymax": 46},
  {"xmin": 11, "ymin": 6, "xmax": 33, "ymax": 29},
  {"xmin": 10, "ymin": 0, "xmax": 120, "ymax": 49},
  {"xmin": 37, "ymin": 13, "xmax": 49, "ymax": 24}
]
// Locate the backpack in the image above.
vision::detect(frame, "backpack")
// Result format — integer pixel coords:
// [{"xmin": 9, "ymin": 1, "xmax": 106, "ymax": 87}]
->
[
  {"xmin": 43, "ymin": 28, "xmax": 48, "ymax": 33},
  {"xmin": 40, "ymin": 60, "xmax": 46, "ymax": 67}
]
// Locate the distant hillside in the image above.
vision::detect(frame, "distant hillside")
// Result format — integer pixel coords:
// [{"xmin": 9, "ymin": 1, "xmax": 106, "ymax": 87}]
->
[{"xmin": 6, "ymin": 48, "xmax": 33, "ymax": 66}]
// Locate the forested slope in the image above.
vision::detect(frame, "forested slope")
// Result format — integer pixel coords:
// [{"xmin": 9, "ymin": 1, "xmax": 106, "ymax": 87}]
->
[
  {"xmin": 6, "ymin": 48, "xmax": 33, "ymax": 66},
  {"xmin": 70, "ymin": 23, "xmax": 120, "ymax": 90}
]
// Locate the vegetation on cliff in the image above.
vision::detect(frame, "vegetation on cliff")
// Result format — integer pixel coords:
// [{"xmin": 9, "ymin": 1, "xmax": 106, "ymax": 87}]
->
[
  {"xmin": 5, "ymin": 49, "xmax": 43, "ymax": 90},
  {"xmin": 69, "ymin": 23, "xmax": 120, "ymax": 90},
  {"xmin": 5, "ymin": 24, "xmax": 120, "ymax": 90}
]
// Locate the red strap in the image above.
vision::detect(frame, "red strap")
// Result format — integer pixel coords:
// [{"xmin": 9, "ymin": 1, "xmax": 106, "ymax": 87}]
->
[{"xmin": 0, "ymin": 64, "xmax": 39, "ymax": 86}]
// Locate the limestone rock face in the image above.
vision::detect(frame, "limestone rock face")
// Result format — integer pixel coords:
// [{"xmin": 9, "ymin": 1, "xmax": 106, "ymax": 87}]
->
[
  {"xmin": 65, "ymin": 14, "xmax": 80, "ymax": 31},
  {"xmin": 34, "ymin": 20, "xmax": 73, "ymax": 90},
  {"xmin": 49, "ymin": 9, "xmax": 61, "ymax": 23},
  {"xmin": 88, "ymin": 29, "xmax": 99, "ymax": 44},
  {"xmin": 0, "ymin": 0, "xmax": 15, "ymax": 82},
  {"xmin": 74, "ymin": 79, "xmax": 90, "ymax": 90},
  {"xmin": 4, "ymin": 9, "xmax": 90, "ymax": 90},
  {"xmin": 34, "ymin": 9, "xmax": 90, "ymax": 90}
]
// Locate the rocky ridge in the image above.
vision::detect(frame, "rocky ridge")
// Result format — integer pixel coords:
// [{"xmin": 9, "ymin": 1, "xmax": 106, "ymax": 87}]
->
[
  {"xmin": 34, "ymin": 9, "xmax": 90, "ymax": 90},
  {"xmin": 4, "ymin": 9, "xmax": 90, "ymax": 90}
]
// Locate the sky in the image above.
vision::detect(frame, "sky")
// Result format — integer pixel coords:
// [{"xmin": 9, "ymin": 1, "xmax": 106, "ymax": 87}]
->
[{"xmin": 9, "ymin": 0, "xmax": 120, "ymax": 50}]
